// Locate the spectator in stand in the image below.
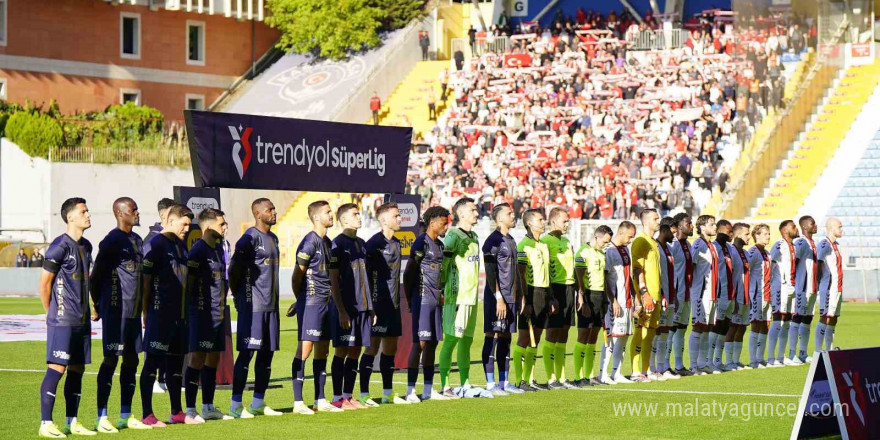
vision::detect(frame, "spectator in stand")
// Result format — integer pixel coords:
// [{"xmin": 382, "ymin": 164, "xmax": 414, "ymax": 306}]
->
[
  {"xmin": 15, "ymin": 249, "xmax": 29, "ymax": 267},
  {"xmin": 370, "ymin": 92, "xmax": 381, "ymax": 125},
  {"xmin": 30, "ymin": 248, "xmax": 44, "ymax": 268},
  {"xmin": 419, "ymin": 31, "xmax": 430, "ymax": 61},
  {"xmin": 427, "ymin": 92, "xmax": 436, "ymax": 121}
]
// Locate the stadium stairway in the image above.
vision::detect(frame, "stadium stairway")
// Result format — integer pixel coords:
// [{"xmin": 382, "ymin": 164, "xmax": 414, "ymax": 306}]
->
[
  {"xmin": 376, "ymin": 60, "xmax": 451, "ymax": 138},
  {"xmin": 752, "ymin": 60, "xmax": 880, "ymax": 220}
]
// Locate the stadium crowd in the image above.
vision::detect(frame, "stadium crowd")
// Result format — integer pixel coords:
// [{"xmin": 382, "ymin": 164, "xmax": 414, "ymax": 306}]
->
[{"xmin": 402, "ymin": 8, "xmax": 814, "ymax": 224}]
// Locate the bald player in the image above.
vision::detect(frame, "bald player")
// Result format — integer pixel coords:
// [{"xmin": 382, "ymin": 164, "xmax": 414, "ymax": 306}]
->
[
  {"xmin": 815, "ymin": 218, "xmax": 844, "ymax": 353},
  {"xmin": 90, "ymin": 197, "xmax": 150, "ymax": 432}
]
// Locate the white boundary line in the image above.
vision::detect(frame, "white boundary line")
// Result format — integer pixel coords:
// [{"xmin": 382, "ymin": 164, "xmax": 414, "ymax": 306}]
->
[{"xmin": 0, "ymin": 368, "xmax": 800, "ymax": 398}]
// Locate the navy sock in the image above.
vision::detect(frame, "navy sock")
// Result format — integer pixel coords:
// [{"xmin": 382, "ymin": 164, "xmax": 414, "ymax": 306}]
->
[
  {"xmin": 359, "ymin": 354, "xmax": 375, "ymax": 395},
  {"xmin": 331, "ymin": 356, "xmax": 345, "ymax": 397},
  {"xmin": 157, "ymin": 363, "xmax": 166, "ymax": 385},
  {"xmin": 119, "ymin": 359, "xmax": 138, "ymax": 412},
  {"xmin": 165, "ymin": 355, "xmax": 184, "ymax": 414},
  {"xmin": 253, "ymin": 351, "xmax": 274, "ymax": 395},
  {"xmin": 292, "ymin": 358, "xmax": 304, "ymax": 402},
  {"xmin": 40, "ymin": 368, "xmax": 63, "ymax": 422},
  {"xmin": 139, "ymin": 354, "xmax": 161, "ymax": 418},
  {"xmin": 407, "ymin": 367, "xmax": 419, "ymax": 387},
  {"xmin": 313, "ymin": 359, "xmax": 327, "ymax": 401},
  {"xmin": 482, "ymin": 336, "xmax": 497, "ymax": 382},
  {"xmin": 343, "ymin": 358, "xmax": 359, "ymax": 395},
  {"xmin": 96, "ymin": 356, "xmax": 118, "ymax": 415},
  {"xmin": 184, "ymin": 366, "xmax": 200, "ymax": 409},
  {"xmin": 380, "ymin": 353, "xmax": 395, "ymax": 392},
  {"xmin": 423, "ymin": 363, "xmax": 434, "ymax": 387},
  {"xmin": 232, "ymin": 350, "xmax": 254, "ymax": 398},
  {"xmin": 496, "ymin": 338, "xmax": 511, "ymax": 384},
  {"xmin": 200, "ymin": 366, "xmax": 217, "ymax": 406},
  {"xmin": 64, "ymin": 370, "xmax": 83, "ymax": 419}
]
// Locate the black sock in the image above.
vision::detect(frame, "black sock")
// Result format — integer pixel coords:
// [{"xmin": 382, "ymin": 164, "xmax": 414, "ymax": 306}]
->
[
  {"xmin": 253, "ymin": 351, "xmax": 274, "ymax": 395},
  {"xmin": 40, "ymin": 368, "xmax": 63, "ymax": 421},
  {"xmin": 358, "ymin": 354, "xmax": 375, "ymax": 395},
  {"xmin": 120, "ymin": 359, "xmax": 139, "ymax": 411},
  {"xmin": 380, "ymin": 353, "xmax": 395, "ymax": 392},
  {"xmin": 140, "ymin": 355, "xmax": 161, "ymax": 418},
  {"xmin": 496, "ymin": 338, "xmax": 511, "ymax": 384},
  {"xmin": 165, "ymin": 355, "xmax": 184, "ymax": 414},
  {"xmin": 157, "ymin": 363, "xmax": 166, "ymax": 385},
  {"xmin": 292, "ymin": 358, "xmax": 304, "ymax": 402},
  {"xmin": 423, "ymin": 363, "xmax": 434, "ymax": 387},
  {"xmin": 331, "ymin": 356, "xmax": 345, "ymax": 397},
  {"xmin": 482, "ymin": 336, "xmax": 496, "ymax": 379},
  {"xmin": 343, "ymin": 357, "xmax": 359, "ymax": 395},
  {"xmin": 96, "ymin": 356, "xmax": 118, "ymax": 414},
  {"xmin": 313, "ymin": 359, "xmax": 328, "ymax": 402},
  {"xmin": 232, "ymin": 350, "xmax": 254, "ymax": 397},
  {"xmin": 201, "ymin": 366, "xmax": 217, "ymax": 406},
  {"xmin": 407, "ymin": 367, "xmax": 419, "ymax": 386},
  {"xmin": 184, "ymin": 366, "xmax": 200, "ymax": 410},
  {"xmin": 64, "ymin": 369, "xmax": 83, "ymax": 419}
]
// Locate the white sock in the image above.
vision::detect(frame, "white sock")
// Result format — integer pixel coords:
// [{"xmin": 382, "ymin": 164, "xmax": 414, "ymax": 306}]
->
[
  {"xmin": 699, "ymin": 332, "xmax": 710, "ymax": 368},
  {"xmin": 788, "ymin": 322, "xmax": 800, "ymax": 359},
  {"xmin": 825, "ymin": 325, "xmax": 835, "ymax": 349},
  {"xmin": 724, "ymin": 342, "xmax": 734, "ymax": 367},
  {"xmin": 202, "ymin": 404, "xmax": 214, "ymax": 413},
  {"xmin": 706, "ymin": 332, "xmax": 718, "ymax": 367},
  {"xmin": 666, "ymin": 328, "xmax": 677, "ymax": 363},
  {"xmin": 186, "ymin": 407, "xmax": 197, "ymax": 417},
  {"xmin": 649, "ymin": 337, "xmax": 658, "ymax": 373},
  {"xmin": 611, "ymin": 336, "xmax": 627, "ymax": 376},
  {"xmin": 383, "ymin": 388, "xmax": 392, "ymax": 397},
  {"xmin": 658, "ymin": 334, "xmax": 669, "ymax": 372},
  {"xmin": 749, "ymin": 332, "xmax": 759, "ymax": 363},
  {"xmin": 251, "ymin": 397, "xmax": 264, "ymax": 408},
  {"xmin": 815, "ymin": 323, "xmax": 826, "ymax": 352},
  {"xmin": 713, "ymin": 335, "xmax": 725, "ymax": 366},
  {"xmin": 798, "ymin": 322, "xmax": 810, "ymax": 358},
  {"xmin": 757, "ymin": 333, "xmax": 767, "ymax": 362},
  {"xmin": 689, "ymin": 331, "xmax": 702, "ymax": 370},
  {"xmin": 733, "ymin": 342, "xmax": 742, "ymax": 365},
  {"xmin": 674, "ymin": 329, "xmax": 686, "ymax": 370},
  {"xmin": 768, "ymin": 321, "xmax": 781, "ymax": 361},
  {"xmin": 342, "ymin": 393, "xmax": 352, "ymax": 400},
  {"xmin": 230, "ymin": 400, "xmax": 242, "ymax": 411},
  {"xmin": 66, "ymin": 417, "xmax": 77, "ymax": 427},
  {"xmin": 332, "ymin": 395, "xmax": 343, "ymax": 402},
  {"xmin": 407, "ymin": 385, "xmax": 415, "ymax": 395},
  {"xmin": 600, "ymin": 338, "xmax": 613, "ymax": 377},
  {"xmin": 778, "ymin": 321, "xmax": 790, "ymax": 360},
  {"xmin": 120, "ymin": 411, "xmax": 131, "ymax": 420},
  {"xmin": 316, "ymin": 398, "xmax": 329, "ymax": 405}
]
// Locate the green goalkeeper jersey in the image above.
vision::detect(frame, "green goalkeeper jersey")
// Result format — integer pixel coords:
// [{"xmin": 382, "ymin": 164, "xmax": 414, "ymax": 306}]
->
[{"xmin": 442, "ymin": 227, "xmax": 480, "ymax": 306}]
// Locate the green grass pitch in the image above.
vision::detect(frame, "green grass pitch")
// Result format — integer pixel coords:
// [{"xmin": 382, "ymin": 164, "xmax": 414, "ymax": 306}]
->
[{"xmin": 2, "ymin": 298, "xmax": 877, "ymax": 439}]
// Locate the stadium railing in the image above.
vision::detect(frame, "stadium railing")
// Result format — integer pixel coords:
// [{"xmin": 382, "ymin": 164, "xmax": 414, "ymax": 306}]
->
[
  {"xmin": 718, "ymin": 56, "xmax": 838, "ymax": 219},
  {"xmin": 48, "ymin": 145, "xmax": 190, "ymax": 168}
]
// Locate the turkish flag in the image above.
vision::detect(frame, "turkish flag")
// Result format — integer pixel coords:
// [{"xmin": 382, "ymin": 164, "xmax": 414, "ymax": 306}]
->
[{"xmin": 504, "ymin": 53, "xmax": 531, "ymax": 68}]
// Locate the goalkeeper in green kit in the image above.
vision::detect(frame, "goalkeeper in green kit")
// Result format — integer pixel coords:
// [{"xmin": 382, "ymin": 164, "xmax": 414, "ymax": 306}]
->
[{"xmin": 438, "ymin": 198, "xmax": 487, "ymax": 399}]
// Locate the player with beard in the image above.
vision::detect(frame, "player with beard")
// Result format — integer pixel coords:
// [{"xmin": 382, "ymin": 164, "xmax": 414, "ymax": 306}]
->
[
  {"xmin": 574, "ymin": 225, "xmax": 612, "ymax": 386},
  {"xmin": 653, "ymin": 217, "xmax": 680, "ymax": 380},
  {"xmin": 747, "ymin": 223, "xmax": 773, "ymax": 368},
  {"xmin": 815, "ymin": 218, "xmax": 844, "ymax": 353},
  {"xmin": 689, "ymin": 215, "xmax": 718, "ymax": 375},
  {"xmin": 726, "ymin": 223, "xmax": 751, "ymax": 370},
  {"xmin": 228, "ymin": 199, "xmax": 282, "ymax": 418},
  {"xmin": 541, "ymin": 208, "xmax": 578, "ymax": 389},
  {"xmin": 768, "ymin": 220, "xmax": 799, "ymax": 367},
  {"xmin": 669, "ymin": 213, "xmax": 695, "ymax": 377},
  {"xmin": 709, "ymin": 220, "xmax": 736, "ymax": 373},
  {"xmin": 790, "ymin": 216, "xmax": 819, "ymax": 364}
]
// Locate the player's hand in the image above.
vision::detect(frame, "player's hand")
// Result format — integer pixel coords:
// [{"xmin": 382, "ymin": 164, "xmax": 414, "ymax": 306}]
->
[
  {"xmin": 642, "ymin": 293, "xmax": 655, "ymax": 312},
  {"xmin": 521, "ymin": 303, "xmax": 533, "ymax": 318},
  {"xmin": 550, "ymin": 298, "xmax": 559, "ymax": 315},
  {"xmin": 612, "ymin": 300, "xmax": 621, "ymax": 318},
  {"xmin": 371, "ymin": 311, "xmax": 377, "ymax": 326},
  {"xmin": 733, "ymin": 303, "xmax": 739, "ymax": 315},
  {"xmin": 286, "ymin": 302, "xmax": 298, "ymax": 318},
  {"xmin": 339, "ymin": 311, "xmax": 352, "ymax": 329},
  {"xmin": 661, "ymin": 297, "xmax": 668, "ymax": 311},
  {"xmin": 672, "ymin": 297, "xmax": 679, "ymax": 312},
  {"xmin": 496, "ymin": 301, "xmax": 507, "ymax": 321},
  {"xmin": 91, "ymin": 310, "xmax": 100, "ymax": 322}
]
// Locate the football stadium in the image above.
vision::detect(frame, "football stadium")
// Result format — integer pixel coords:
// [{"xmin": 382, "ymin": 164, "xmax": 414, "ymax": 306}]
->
[{"xmin": 0, "ymin": 1, "xmax": 879, "ymax": 439}]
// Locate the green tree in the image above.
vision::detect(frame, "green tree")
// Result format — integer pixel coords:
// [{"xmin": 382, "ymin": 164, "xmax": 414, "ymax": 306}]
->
[
  {"xmin": 266, "ymin": 0, "xmax": 425, "ymax": 60},
  {"xmin": 5, "ymin": 111, "xmax": 63, "ymax": 158}
]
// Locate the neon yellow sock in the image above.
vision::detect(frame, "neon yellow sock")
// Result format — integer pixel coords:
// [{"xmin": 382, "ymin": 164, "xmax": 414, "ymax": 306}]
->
[
  {"xmin": 541, "ymin": 342, "xmax": 556, "ymax": 381},
  {"xmin": 554, "ymin": 342, "xmax": 566, "ymax": 381},
  {"xmin": 641, "ymin": 328, "xmax": 656, "ymax": 374},
  {"xmin": 630, "ymin": 327, "xmax": 644, "ymax": 375},
  {"xmin": 524, "ymin": 346, "xmax": 538, "ymax": 383},
  {"xmin": 511, "ymin": 344, "xmax": 525, "ymax": 385},
  {"xmin": 584, "ymin": 343, "xmax": 597, "ymax": 379},
  {"xmin": 573, "ymin": 342, "xmax": 587, "ymax": 380}
]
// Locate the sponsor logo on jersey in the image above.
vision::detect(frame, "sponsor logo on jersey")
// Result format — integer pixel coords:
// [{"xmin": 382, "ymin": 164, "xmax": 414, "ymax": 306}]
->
[
  {"xmin": 149, "ymin": 341, "xmax": 170, "ymax": 351},
  {"xmin": 52, "ymin": 350, "xmax": 70, "ymax": 360},
  {"xmin": 306, "ymin": 329, "xmax": 322, "ymax": 337}
]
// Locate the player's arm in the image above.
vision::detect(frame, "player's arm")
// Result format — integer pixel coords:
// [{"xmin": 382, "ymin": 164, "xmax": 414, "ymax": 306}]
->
[
  {"xmin": 228, "ymin": 235, "xmax": 254, "ymax": 300},
  {"xmin": 631, "ymin": 239, "xmax": 650, "ymax": 310},
  {"xmin": 483, "ymin": 244, "xmax": 506, "ymax": 320},
  {"xmin": 574, "ymin": 250, "xmax": 589, "ymax": 315},
  {"xmin": 329, "ymin": 244, "xmax": 350, "ymax": 328},
  {"xmin": 141, "ymin": 242, "xmax": 160, "ymax": 323},
  {"xmin": 185, "ymin": 247, "xmax": 201, "ymax": 309},
  {"xmin": 88, "ymin": 239, "xmax": 113, "ymax": 316},
  {"xmin": 40, "ymin": 245, "xmax": 66, "ymax": 312},
  {"xmin": 439, "ymin": 234, "xmax": 458, "ymax": 293}
]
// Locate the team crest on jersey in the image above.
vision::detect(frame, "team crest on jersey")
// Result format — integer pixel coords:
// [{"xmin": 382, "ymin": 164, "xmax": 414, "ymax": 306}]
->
[{"xmin": 125, "ymin": 261, "xmax": 136, "ymax": 271}]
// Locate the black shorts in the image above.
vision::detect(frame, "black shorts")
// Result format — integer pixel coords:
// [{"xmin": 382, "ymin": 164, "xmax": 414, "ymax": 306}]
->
[
  {"xmin": 331, "ymin": 309, "xmax": 372, "ymax": 348},
  {"xmin": 548, "ymin": 284, "xmax": 576, "ymax": 329},
  {"xmin": 372, "ymin": 303, "xmax": 402, "ymax": 337},
  {"xmin": 188, "ymin": 313, "xmax": 226, "ymax": 353},
  {"xmin": 578, "ymin": 290, "xmax": 607, "ymax": 329},
  {"xmin": 143, "ymin": 317, "xmax": 187, "ymax": 356},
  {"xmin": 518, "ymin": 286, "xmax": 552, "ymax": 330}
]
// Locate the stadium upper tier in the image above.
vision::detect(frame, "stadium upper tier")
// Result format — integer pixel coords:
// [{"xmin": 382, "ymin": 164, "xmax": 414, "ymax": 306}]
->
[{"xmin": 755, "ymin": 61, "xmax": 880, "ymax": 220}]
